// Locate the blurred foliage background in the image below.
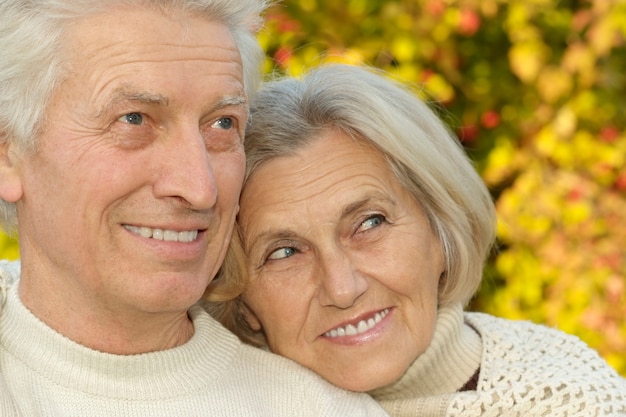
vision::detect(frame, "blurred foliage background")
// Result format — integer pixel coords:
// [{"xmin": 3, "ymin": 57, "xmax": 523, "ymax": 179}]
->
[
  {"xmin": 0, "ymin": 0, "xmax": 623, "ymax": 374},
  {"xmin": 256, "ymin": 0, "xmax": 626, "ymax": 374}
]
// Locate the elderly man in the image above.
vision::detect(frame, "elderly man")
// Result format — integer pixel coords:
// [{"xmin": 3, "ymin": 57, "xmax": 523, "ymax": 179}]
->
[{"xmin": 0, "ymin": 1, "xmax": 388, "ymax": 416}]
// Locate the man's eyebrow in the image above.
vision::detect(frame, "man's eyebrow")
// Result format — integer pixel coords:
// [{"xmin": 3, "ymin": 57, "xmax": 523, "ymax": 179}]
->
[
  {"xmin": 96, "ymin": 86, "xmax": 169, "ymax": 118},
  {"xmin": 95, "ymin": 84, "xmax": 247, "ymax": 118},
  {"xmin": 210, "ymin": 93, "xmax": 248, "ymax": 117},
  {"xmin": 215, "ymin": 94, "xmax": 247, "ymax": 108}
]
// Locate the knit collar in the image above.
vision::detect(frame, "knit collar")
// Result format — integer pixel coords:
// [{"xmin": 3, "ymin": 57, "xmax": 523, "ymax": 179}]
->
[
  {"xmin": 368, "ymin": 303, "xmax": 482, "ymax": 401},
  {"xmin": 0, "ymin": 282, "xmax": 240, "ymax": 399}
]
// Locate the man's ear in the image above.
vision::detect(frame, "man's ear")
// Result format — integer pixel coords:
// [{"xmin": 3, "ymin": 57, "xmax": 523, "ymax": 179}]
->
[
  {"xmin": 240, "ymin": 300, "xmax": 263, "ymax": 331},
  {"xmin": 0, "ymin": 135, "xmax": 24, "ymax": 203}
]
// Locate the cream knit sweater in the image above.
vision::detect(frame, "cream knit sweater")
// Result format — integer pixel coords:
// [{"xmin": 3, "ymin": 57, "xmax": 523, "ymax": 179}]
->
[
  {"xmin": 370, "ymin": 304, "xmax": 626, "ymax": 416},
  {"xmin": 0, "ymin": 261, "xmax": 388, "ymax": 417}
]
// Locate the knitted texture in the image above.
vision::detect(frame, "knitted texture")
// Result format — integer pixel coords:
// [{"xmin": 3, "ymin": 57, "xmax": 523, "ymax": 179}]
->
[
  {"xmin": 371, "ymin": 304, "xmax": 626, "ymax": 417},
  {"xmin": 0, "ymin": 261, "xmax": 389, "ymax": 417},
  {"xmin": 453, "ymin": 312, "xmax": 626, "ymax": 416}
]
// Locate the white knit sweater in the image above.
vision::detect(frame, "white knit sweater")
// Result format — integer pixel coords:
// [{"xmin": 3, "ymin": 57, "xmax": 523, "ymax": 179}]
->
[
  {"xmin": 0, "ymin": 261, "xmax": 388, "ymax": 417},
  {"xmin": 370, "ymin": 304, "xmax": 626, "ymax": 416}
]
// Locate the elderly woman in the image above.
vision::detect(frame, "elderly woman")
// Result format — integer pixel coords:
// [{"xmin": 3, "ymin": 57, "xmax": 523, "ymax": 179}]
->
[{"xmin": 207, "ymin": 64, "xmax": 626, "ymax": 416}]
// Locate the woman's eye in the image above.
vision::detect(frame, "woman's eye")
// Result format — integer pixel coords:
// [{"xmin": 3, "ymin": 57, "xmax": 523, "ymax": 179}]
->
[
  {"xmin": 118, "ymin": 112, "xmax": 144, "ymax": 125},
  {"xmin": 212, "ymin": 117, "xmax": 234, "ymax": 130},
  {"xmin": 267, "ymin": 246, "xmax": 296, "ymax": 261},
  {"xmin": 359, "ymin": 215, "xmax": 385, "ymax": 232}
]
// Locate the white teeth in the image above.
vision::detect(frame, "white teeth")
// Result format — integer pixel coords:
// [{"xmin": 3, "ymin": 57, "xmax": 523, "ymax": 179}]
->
[
  {"xmin": 164, "ymin": 230, "xmax": 177, "ymax": 241},
  {"xmin": 177, "ymin": 231, "xmax": 198, "ymax": 242},
  {"xmin": 324, "ymin": 308, "xmax": 390, "ymax": 338},
  {"xmin": 124, "ymin": 225, "xmax": 199, "ymax": 242},
  {"xmin": 358, "ymin": 320, "xmax": 369, "ymax": 333}
]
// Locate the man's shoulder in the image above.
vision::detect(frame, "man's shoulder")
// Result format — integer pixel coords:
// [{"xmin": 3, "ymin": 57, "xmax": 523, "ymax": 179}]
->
[
  {"xmin": 0, "ymin": 380, "xmax": 20, "ymax": 417},
  {"xmin": 224, "ymin": 342, "xmax": 388, "ymax": 416},
  {"xmin": 192, "ymin": 305, "xmax": 386, "ymax": 415}
]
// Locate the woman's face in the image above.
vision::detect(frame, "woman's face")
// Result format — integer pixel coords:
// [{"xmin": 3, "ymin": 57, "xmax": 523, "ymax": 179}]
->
[{"xmin": 239, "ymin": 130, "xmax": 444, "ymax": 392}]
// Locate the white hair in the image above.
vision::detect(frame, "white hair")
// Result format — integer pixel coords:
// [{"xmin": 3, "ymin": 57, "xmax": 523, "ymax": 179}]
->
[
  {"xmin": 0, "ymin": 0, "xmax": 269, "ymax": 231},
  {"xmin": 244, "ymin": 64, "xmax": 497, "ymax": 308}
]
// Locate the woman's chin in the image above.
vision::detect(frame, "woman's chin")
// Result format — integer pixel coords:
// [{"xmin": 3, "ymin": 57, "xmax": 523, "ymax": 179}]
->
[{"xmin": 319, "ymin": 366, "xmax": 405, "ymax": 393}]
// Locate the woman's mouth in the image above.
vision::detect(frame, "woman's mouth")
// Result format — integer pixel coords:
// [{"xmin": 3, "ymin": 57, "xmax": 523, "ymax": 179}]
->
[{"xmin": 324, "ymin": 308, "xmax": 390, "ymax": 338}]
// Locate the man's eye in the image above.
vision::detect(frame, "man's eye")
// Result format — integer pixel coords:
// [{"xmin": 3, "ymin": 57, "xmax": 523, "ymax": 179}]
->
[
  {"xmin": 212, "ymin": 117, "xmax": 234, "ymax": 130},
  {"xmin": 118, "ymin": 113, "xmax": 144, "ymax": 125},
  {"xmin": 359, "ymin": 215, "xmax": 385, "ymax": 232},
  {"xmin": 267, "ymin": 247, "xmax": 296, "ymax": 261}
]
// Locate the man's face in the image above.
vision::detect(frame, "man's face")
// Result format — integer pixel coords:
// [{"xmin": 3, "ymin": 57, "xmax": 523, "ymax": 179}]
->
[{"xmin": 13, "ymin": 9, "xmax": 247, "ymax": 318}]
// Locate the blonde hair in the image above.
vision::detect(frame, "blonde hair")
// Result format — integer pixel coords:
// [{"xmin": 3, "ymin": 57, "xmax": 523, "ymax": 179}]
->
[{"xmin": 203, "ymin": 226, "xmax": 251, "ymax": 332}]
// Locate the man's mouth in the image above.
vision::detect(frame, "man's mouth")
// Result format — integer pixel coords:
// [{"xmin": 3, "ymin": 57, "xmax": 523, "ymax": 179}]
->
[
  {"xmin": 123, "ymin": 225, "xmax": 199, "ymax": 243},
  {"xmin": 324, "ymin": 308, "xmax": 390, "ymax": 338}
]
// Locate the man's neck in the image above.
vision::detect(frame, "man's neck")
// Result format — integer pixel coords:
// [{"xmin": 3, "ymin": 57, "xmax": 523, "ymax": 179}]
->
[{"xmin": 18, "ymin": 277, "xmax": 196, "ymax": 355}]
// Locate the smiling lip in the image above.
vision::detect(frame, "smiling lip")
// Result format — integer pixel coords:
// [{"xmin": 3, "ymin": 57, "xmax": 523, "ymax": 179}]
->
[
  {"xmin": 324, "ymin": 308, "xmax": 391, "ymax": 338},
  {"xmin": 123, "ymin": 224, "xmax": 201, "ymax": 243}
]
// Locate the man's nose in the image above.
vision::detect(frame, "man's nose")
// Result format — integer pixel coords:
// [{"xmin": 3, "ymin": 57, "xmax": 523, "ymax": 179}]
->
[{"xmin": 152, "ymin": 128, "xmax": 218, "ymax": 210}]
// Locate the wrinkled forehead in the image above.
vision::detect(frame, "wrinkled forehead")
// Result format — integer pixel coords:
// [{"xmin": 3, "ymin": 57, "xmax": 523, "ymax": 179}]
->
[
  {"xmin": 239, "ymin": 131, "xmax": 403, "ymax": 225},
  {"xmin": 63, "ymin": 7, "xmax": 240, "ymax": 66},
  {"xmin": 55, "ymin": 8, "xmax": 244, "ymax": 111}
]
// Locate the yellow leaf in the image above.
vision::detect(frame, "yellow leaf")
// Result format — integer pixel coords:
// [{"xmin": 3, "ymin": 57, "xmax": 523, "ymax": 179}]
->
[
  {"xmin": 424, "ymin": 73, "xmax": 455, "ymax": 102},
  {"xmin": 484, "ymin": 137, "xmax": 516, "ymax": 184},
  {"xmin": 391, "ymin": 36, "xmax": 417, "ymax": 63},
  {"xmin": 553, "ymin": 106, "xmax": 577, "ymax": 139},
  {"xmin": 509, "ymin": 41, "xmax": 550, "ymax": 83},
  {"xmin": 537, "ymin": 66, "xmax": 573, "ymax": 103}
]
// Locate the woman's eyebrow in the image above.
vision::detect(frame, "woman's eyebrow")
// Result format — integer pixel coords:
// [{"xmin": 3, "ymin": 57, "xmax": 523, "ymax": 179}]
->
[
  {"xmin": 340, "ymin": 194, "xmax": 396, "ymax": 219},
  {"xmin": 341, "ymin": 199, "xmax": 370, "ymax": 218},
  {"xmin": 245, "ymin": 230, "xmax": 297, "ymax": 253},
  {"xmin": 245, "ymin": 194, "xmax": 397, "ymax": 251}
]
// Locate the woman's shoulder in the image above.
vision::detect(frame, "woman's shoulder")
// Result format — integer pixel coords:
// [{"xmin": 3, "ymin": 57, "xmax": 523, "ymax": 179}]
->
[
  {"xmin": 464, "ymin": 310, "xmax": 615, "ymax": 373},
  {"xmin": 465, "ymin": 311, "xmax": 590, "ymax": 355},
  {"xmin": 462, "ymin": 311, "xmax": 626, "ymax": 415}
]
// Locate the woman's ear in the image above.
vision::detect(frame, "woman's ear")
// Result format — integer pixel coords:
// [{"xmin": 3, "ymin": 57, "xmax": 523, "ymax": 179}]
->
[
  {"xmin": 240, "ymin": 300, "xmax": 263, "ymax": 331},
  {"xmin": 0, "ymin": 136, "xmax": 24, "ymax": 203}
]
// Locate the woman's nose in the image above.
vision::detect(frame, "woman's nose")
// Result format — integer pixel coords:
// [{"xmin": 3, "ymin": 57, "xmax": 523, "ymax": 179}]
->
[{"xmin": 318, "ymin": 250, "xmax": 369, "ymax": 309}]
